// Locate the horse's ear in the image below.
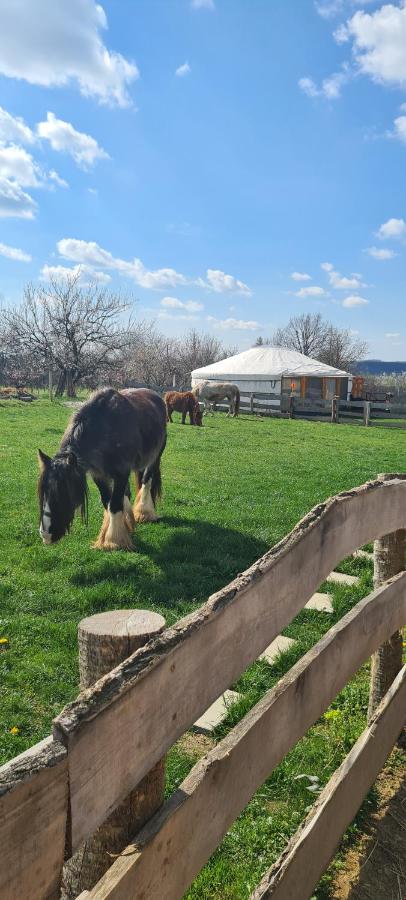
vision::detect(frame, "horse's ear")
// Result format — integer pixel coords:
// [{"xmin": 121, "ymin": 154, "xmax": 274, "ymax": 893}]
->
[{"xmin": 38, "ymin": 449, "xmax": 51, "ymax": 472}]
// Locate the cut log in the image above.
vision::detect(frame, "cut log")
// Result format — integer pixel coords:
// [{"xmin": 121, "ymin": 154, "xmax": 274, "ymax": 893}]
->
[{"xmin": 62, "ymin": 610, "xmax": 166, "ymax": 896}]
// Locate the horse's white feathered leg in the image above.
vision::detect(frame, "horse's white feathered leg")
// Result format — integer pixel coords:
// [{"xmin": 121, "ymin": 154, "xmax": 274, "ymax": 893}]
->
[
  {"xmin": 103, "ymin": 510, "xmax": 134, "ymax": 551},
  {"xmin": 92, "ymin": 508, "xmax": 110, "ymax": 549},
  {"xmin": 134, "ymin": 479, "xmax": 159, "ymax": 523}
]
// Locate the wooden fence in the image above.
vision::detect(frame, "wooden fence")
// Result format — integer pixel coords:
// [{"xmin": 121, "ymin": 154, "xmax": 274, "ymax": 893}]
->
[
  {"xmin": 210, "ymin": 392, "xmax": 406, "ymax": 426},
  {"xmin": 1, "ymin": 475, "xmax": 406, "ymax": 899}
]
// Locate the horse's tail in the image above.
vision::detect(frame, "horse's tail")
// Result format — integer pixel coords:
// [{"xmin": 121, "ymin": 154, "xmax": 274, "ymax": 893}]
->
[{"xmin": 234, "ymin": 386, "xmax": 240, "ymax": 416}]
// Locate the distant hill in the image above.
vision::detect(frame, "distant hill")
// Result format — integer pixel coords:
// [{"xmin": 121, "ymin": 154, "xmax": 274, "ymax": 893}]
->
[{"xmin": 354, "ymin": 359, "xmax": 406, "ymax": 376}]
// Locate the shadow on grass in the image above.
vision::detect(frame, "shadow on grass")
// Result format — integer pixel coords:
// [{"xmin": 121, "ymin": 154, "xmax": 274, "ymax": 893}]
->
[{"xmin": 69, "ymin": 515, "xmax": 267, "ymax": 613}]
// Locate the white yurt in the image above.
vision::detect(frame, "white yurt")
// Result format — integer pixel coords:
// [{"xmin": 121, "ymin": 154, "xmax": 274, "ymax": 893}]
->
[{"xmin": 191, "ymin": 346, "xmax": 352, "ymax": 408}]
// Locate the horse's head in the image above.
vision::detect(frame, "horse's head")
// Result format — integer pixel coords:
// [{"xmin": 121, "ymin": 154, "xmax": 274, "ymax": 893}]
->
[{"xmin": 37, "ymin": 449, "xmax": 88, "ymax": 545}]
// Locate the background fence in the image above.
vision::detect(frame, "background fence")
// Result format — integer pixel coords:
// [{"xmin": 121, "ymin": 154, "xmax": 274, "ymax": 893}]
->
[
  {"xmin": 223, "ymin": 392, "xmax": 406, "ymax": 428},
  {"xmin": 1, "ymin": 475, "xmax": 405, "ymax": 899}
]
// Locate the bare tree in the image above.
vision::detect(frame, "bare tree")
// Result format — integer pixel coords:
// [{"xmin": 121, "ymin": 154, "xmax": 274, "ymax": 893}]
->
[
  {"xmin": 1, "ymin": 273, "xmax": 135, "ymax": 397},
  {"xmin": 175, "ymin": 330, "xmax": 236, "ymax": 388},
  {"xmin": 271, "ymin": 313, "xmax": 367, "ymax": 370},
  {"xmin": 272, "ymin": 313, "xmax": 330, "ymax": 358},
  {"xmin": 126, "ymin": 327, "xmax": 180, "ymax": 391},
  {"xmin": 122, "ymin": 327, "xmax": 236, "ymax": 392},
  {"xmin": 318, "ymin": 326, "xmax": 368, "ymax": 372}
]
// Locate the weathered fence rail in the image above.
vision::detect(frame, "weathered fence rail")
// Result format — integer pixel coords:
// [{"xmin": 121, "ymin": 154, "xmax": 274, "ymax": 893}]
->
[
  {"xmin": 210, "ymin": 392, "xmax": 406, "ymax": 426},
  {"xmin": 1, "ymin": 475, "xmax": 406, "ymax": 899}
]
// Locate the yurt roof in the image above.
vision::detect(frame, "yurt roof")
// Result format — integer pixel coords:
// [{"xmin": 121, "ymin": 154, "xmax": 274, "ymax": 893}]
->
[{"xmin": 191, "ymin": 346, "xmax": 351, "ymax": 381}]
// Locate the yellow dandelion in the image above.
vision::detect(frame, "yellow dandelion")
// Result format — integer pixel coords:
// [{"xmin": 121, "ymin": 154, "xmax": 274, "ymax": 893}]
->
[
  {"xmin": 0, "ymin": 637, "xmax": 8, "ymax": 645},
  {"xmin": 10, "ymin": 726, "xmax": 19, "ymax": 735}
]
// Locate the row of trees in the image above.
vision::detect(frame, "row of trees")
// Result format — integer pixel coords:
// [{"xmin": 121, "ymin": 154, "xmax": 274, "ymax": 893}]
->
[
  {"xmin": 0, "ymin": 278, "xmax": 369, "ymax": 397},
  {"xmin": 0, "ymin": 274, "xmax": 234, "ymax": 396},
  {"xmin": 255, "ymin": 313, "xmax": 368, "ymax": 372}
]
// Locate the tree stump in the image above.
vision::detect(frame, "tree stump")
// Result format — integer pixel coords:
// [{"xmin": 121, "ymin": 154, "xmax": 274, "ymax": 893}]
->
[{"xmin": 62, "ymin": 610, "xmax": 166, "ymax": 898}]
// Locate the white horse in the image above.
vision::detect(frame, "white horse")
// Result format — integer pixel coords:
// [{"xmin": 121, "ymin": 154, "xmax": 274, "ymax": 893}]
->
[{"xmin": 193, "ymin": 381, "xmax": 240, "ymax": 417}]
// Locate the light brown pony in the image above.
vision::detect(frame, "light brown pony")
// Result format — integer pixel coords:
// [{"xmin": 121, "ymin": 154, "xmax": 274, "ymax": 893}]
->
[{"xmin": 164, "ymin": 390, "xmax": 203, "ymax": 426}]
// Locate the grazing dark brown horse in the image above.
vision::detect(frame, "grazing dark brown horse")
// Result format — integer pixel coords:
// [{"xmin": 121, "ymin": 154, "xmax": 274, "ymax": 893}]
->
[
  {"xmin": 38, "ymin": 388, "xmax": 167, "ymax": 551},
  {"xmin": 164, "ymin": 390, "xmax": 203, "ymax": 426}
]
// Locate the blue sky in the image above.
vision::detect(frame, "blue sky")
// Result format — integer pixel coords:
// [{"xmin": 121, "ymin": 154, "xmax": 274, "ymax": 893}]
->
[{"xmin": 0, "ymin": 0, "xmax": 405, "ymax": 358}]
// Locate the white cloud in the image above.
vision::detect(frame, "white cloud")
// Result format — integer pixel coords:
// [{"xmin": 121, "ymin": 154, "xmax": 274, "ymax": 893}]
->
[
  {"xmin": 0, "ymin": 0, "xmax": 138, "ymax": 107},
  {"xmin": 331, "ymin": 273, "xmax": 363, "ymax": 289},
  {"xmin": 299, "ymin": 68, "xmax": 349, "ymax": 100},
  {"xmin": 386, "ymin": 332, "xmax": 400, "ymax": 338},
  {"xmin": 316, "ymin": 0, "xmax": 377, "ymax": 17},
  {"xmin": 161, "ymin": 296, "xmax": 203, "ymax": 311},
  {"xmin": 393, "ymin": 114, "xmax": 406, "ymax": 144},
  {"xmin": 57, "ymin": 238, "xmax": 189, "ymax": 289},
  {"xmin": 321, "ymin": 261, "xmax": 364, "ymax": 290},
  {"xmin": 206, "ymin": 268, "xmax": 251, "ymax": 295},
  {"xmin": 37, "ymin": 112, "xmax": 109, "ymax": 168},
  {"xmin": 295, "ymin": 285, "xmax": 326, "ymax": 297},
  {"xmin": 175, "ymin": 62, "xmax": 191, "ymax": 78},
  {"xmin": 0, "ymin": 141, "xmax": 67, "ymax": 215},
  {"xmin": 41, "ymin": 263, "xmax": 111, "ymax": 285},
  {"xmin": 291, "ymin": 271, "xmax": 312, "ymax": 281},
  {"xmin": 340, "ymin": 3, "xmax": 406, "ymax": 89},
  {"xmin": 191, "ymin": 0, "xmax": 215, "ymax": 8},
  {"xmin": 49, "ymin": 169, "xmax": 69, "ymax": 188},
  {"xmin": 57, "ymin": 238, "xmax": 252, "ymax": 294},
  {"xmin": 207, "ymin": 316, "xmax": 260, "ymax": 331},
  {"xmin": 0, "ymin": 106, "xmax": 34, "ymax": 144},
  {"xmin": 298, "ymin": 77, "xmax": 319, "ymax": 98},
  {"xmin": 377, "ymin": 218, "xmax": 406, "ymax": 240},
  {"xmin": 315, "ymin": 0, "xmax": 345, "ymax": 19},
  {"xmin": 366, "ymin": 246, "xmax": 396, "ymax": 260},
  {"xmin": 0, "ymin": 177, "xmax": 37, "ymax": 218},
  {"xmin": 0, "ymin": 144, "xmax": 41, "ymax": 187},
  {"xmin": 0, "ymin": 241, "xmax": 31, "ymax": 262},
  {"xmin": 342, "ymin": 295, "xmax": 369, "ymax": 307}
]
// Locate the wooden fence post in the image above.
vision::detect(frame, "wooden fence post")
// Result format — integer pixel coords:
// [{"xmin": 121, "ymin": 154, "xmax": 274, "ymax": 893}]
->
[
  {"xmin": 289, "ymin": 394, "xmax": 295, "ymax": 419},
  {"xmin": 331, "ymin": 396, "xmax": 339, "ymax": 424},
  {"xmin": 250, "ymin": 393, "xmax": 254, "ymax": 415},
  {"xmin": 363, "ymin": 400, "xmax": 371, "ymax": 427},
  {"xmin": 62, "ymin": 609, "xmax": 166, "ymax": 898},
  {"xmin": 368, "ymin": 486, "xmax": 406, "ymax": 724}
]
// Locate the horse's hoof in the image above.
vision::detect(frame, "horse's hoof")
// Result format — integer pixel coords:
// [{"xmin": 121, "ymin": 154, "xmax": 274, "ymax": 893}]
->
[
  {"xmin": 91, "ymin": 539, "xmax": 105, "ymax": 550},
  {"xmin": 100, "ymin": 538, "xmax": 135, "ymax": 552},
  {"xmin": 134, "ymin": 511, "xmax": 160, "ymax": 524}
]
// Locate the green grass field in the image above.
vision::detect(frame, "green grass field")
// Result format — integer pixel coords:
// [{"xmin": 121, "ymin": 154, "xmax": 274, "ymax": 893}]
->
[{"xmin": 1, "ymin": 397, "xmax": 405, "ymax": 898}]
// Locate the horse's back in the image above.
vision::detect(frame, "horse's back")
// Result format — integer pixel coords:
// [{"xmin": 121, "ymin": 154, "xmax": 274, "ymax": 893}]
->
[
  {"xmin": 65, "ymin": 387, "xmax": 166, "ymax": 474},
  {"xmin": 163, "ymin": 390, "xmax": 193, "ymax": 413},
  {"xmin": 121, "ymin": 388, "xmax": 166, "ymax": 424}
]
